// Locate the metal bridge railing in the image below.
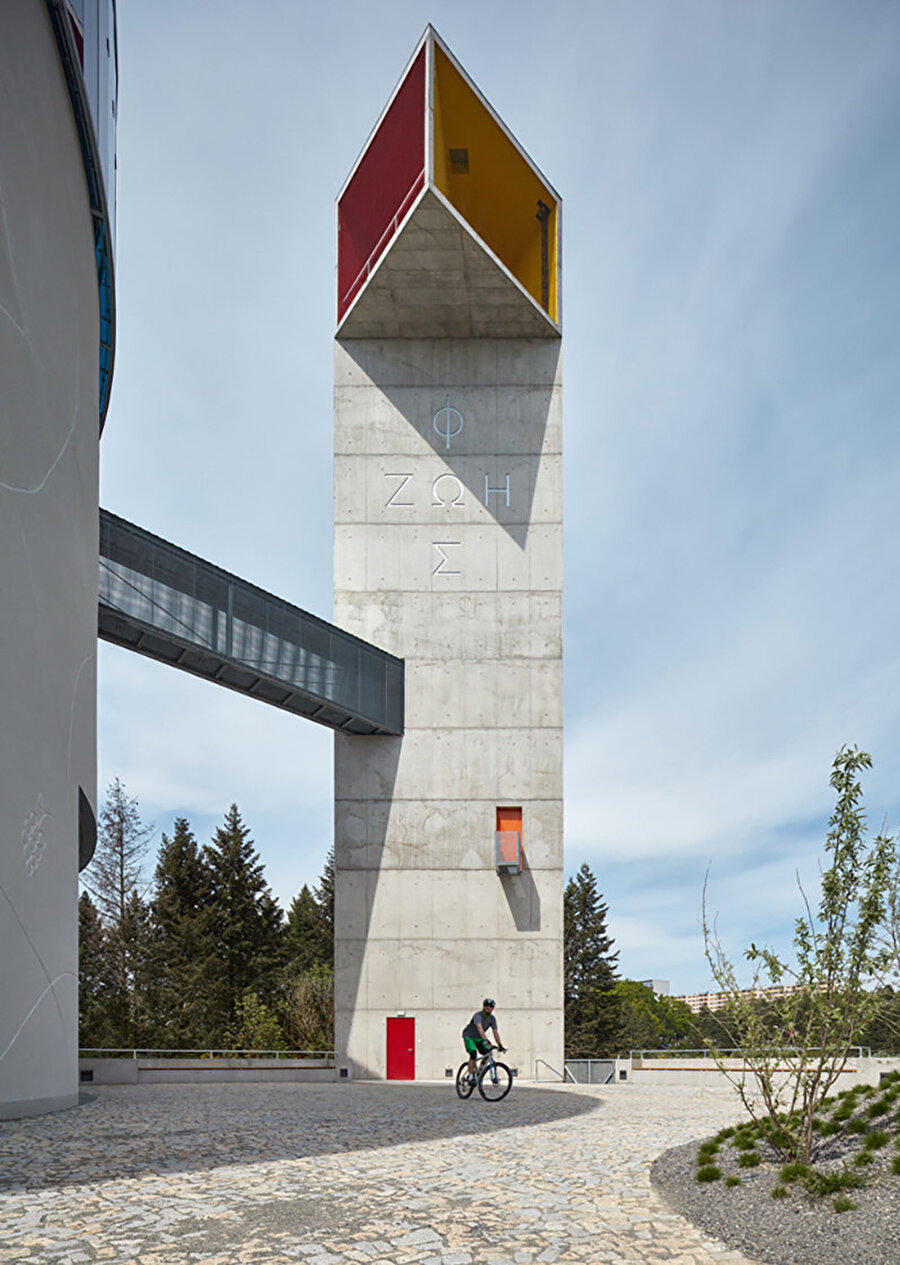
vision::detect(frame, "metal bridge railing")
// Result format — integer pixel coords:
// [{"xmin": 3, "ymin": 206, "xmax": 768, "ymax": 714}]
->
[
  {"xmin": 98, "ymin": 510, "xmax": 404, "ymax": 736},
  {"xmin": 79, "ymin": 1048, "xmax": 337, "ymax": 1060}
]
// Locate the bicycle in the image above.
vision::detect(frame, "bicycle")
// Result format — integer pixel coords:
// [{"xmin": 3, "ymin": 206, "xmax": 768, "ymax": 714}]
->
[{"xmin": 455, "ymin": 1045, "xmax": 513, "ymax": 1102}]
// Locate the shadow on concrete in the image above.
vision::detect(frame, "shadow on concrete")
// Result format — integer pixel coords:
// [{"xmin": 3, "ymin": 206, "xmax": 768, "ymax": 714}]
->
[
  {"xmin": 333, "ymin": 733, "xmax": 402, "ymax": 1070},
  {"xmin": 0, "ymin": 1080, "xmax": 600, "ymax": 1192},
  {"xmin": 499, "ymin": 850, "xmax": 541, "ymax": 931},
  {"xmin": 338, "ymin": 339, "xmax": 561, "ymax": 549}
]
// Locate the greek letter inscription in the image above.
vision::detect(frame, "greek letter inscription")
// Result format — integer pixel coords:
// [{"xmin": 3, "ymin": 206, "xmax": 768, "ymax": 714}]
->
[
  {"xmin": 433, "ymin": 396, "xmax": 464, "ymax": 449},
  {"xmin": 432, "ymin": 474, "xmax": 464, "ymax": 508},
  {"xmin": 384, "ymin": 473, "xmax": 414, "ymax": 508},
  {"xmin": 432, "ymin": 542, "xmax": 462, "ymax": 577},
  {"xmin": 484, "ymin": 473, "xmax": 511, "ymax": 508}
]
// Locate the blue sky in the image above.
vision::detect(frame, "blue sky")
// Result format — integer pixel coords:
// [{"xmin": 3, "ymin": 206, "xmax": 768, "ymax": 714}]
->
[{"xmin": 98, "ymin": 0, "xmax": 900, "ymax": 993}]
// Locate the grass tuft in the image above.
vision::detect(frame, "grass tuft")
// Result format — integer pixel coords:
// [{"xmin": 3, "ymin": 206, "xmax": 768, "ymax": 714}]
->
[
  {"xmin": 737, "ymin": 1151, "xmax": 761, "ymax": 1168},
  {"xmin": 696, "ymin": 1165, "xmax": 722, "ymax": 1183},
  {"xmin": 780, "ymin": 1162, "xmax": 810, "ymax": 1183},
  {"xmin": 863, "ymin": 1129, "xmax": 889, "ymax": 1151},
  {"xmin": 724, "ymin": 1176, "xmax": 742, "ymax": 1188},
  {"xmin": 770, "ymin": 1184, "xmax": 789, "ymax": 1199},
  {"xmin": 804, "ymin": 1169, "xmax": 864, "ymax": 1197},
  {"xmin": 866, "ymin": 1099, "xmax": 890, "ymax": 1119},
  {"xmin": 832, "ymin": 1196, "xmax": 858, "ymax": 1213}
]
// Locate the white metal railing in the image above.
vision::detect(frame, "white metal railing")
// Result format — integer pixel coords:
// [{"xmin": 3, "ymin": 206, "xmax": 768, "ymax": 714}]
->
[
  {"xmin": 630, "ymin": 1047, "xmax": 872, "ymax": 1060},
  {"xmin": 565, "ymin": 1058, "xmax": 616, "ymax": 1085},
  {"xmin": 534, "ymin": 1058, "xmax": 577, "ymax": 1084},
  {"xmin": 79, "ymin": 1048, "xmax": 337, "ymax": 1060},
  {"xmin": 340, "ymin": 169, "xmax": 425, "ymax": 309}
]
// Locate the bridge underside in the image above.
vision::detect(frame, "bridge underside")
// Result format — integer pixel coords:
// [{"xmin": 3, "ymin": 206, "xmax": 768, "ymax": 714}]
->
[{"xmin": 98, "ymin": 509, "xmax": 404, "ymax": 736}]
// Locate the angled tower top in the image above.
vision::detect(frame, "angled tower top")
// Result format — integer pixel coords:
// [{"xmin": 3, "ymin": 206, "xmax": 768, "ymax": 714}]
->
[{"xmin": 336, "ymin": 27, "xmax": 561, "ymax": 338}]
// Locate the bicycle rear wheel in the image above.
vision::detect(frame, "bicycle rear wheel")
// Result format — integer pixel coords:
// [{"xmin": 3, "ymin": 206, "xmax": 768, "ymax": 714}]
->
[
  {"xmin": 478, "ymin": 1061, "xmax": 512, "ymax": 1102},
  {"xmin": 456, "ymin": 1062, "xmax": 475, "ymax": 1099}
]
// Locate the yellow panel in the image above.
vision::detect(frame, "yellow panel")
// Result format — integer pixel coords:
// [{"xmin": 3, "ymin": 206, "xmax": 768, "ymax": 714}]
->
[{"xmin": 433, "ymin": 46, "xmax": 558, "ymax": 323}]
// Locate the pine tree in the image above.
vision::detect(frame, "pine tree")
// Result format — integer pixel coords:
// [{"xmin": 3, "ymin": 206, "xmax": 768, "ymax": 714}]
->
[
  {"xmin": 312, "ymin": 846, "xmax": 335, "ymax": 961},
  {"xmin": 204, "ymin": 805, "xmax": 284, "ymax": 1034},
  {"xmin": 121, "ymin": 889, "xmax": 156, "ymax": 1047},
  {"xmin": 564, "ymin": 862, "xmax": 620, "ymax": 1057},
  {"xmin": 284, "ymin": 884, "xmax": 330, "ymax": 976},
  {"xmin": 78, "ymin": 891, "xmax": 122, "ymax": 1048},
  {"xmin": 84, "ymin": 778, "xmax": 153, "ymax": 927},
  {"xmin": 81, "ymin": 779, "xmax": 154, "ymax": 1045},
  {"xmin": 148, "ymin": 817, "xmax": 218, "ymax": 1047}
]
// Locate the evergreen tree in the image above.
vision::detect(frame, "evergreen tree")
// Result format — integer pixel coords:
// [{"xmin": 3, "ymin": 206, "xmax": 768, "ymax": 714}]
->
[
  {"xmin": 204, "ymin": 805, "xmax": 284, "ymax": 1033},
  {"xmin": 81, "ymin": 779, "xmax": 154, "ymax": 1044},
  {"xmin": 121, "ymin": 889, "xmax": 156, "ymax": 1047},
  {"xmin": 148, "ymin": 817, "xmax": 218, "ymax": 1047},
  {"xmin": 284, "ymin": 884, "xmax": 330, "ymax": 976},
  {"xmin": 312, "ymin": 846, "xmax": 335, "ymax": 962},
  {"xmin": 78, "ymin": 891, "xmax": 122, "ymax": 1048},
  {"xmin": 84, "ymin": 777, "xmax": 153, "ymax": 927},
  {"xmin": 564, "ymin": 862, "xmax": 620, "ymax": 1056}
]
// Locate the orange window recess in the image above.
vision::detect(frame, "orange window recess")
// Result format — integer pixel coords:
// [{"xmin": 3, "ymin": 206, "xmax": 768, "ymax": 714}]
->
[{"xmin": 495, "ymin": 807, "xmax": 523, "ymax": 874}]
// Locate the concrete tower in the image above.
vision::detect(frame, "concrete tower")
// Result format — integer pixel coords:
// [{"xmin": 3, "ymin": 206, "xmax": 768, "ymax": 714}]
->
[
  {"xmin": 333, "ymin": 28, "xmax": 563, "ymax": 1080},
  {"xmin": 1, "ymin": 0, "xmax": 116, "ymax": 1118}
]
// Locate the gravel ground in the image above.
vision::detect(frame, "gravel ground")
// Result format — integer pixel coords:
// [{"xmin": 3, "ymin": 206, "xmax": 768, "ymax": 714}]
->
[{"xmin": 651, "ymin": 1129, "xmax": 900, "ymax": 1265}]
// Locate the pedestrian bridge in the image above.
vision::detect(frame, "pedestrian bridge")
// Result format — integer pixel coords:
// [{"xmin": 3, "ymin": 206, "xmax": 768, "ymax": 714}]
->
[{"xmin": 98, "ymin": 509, "xmax": 404, "ymax": 736}]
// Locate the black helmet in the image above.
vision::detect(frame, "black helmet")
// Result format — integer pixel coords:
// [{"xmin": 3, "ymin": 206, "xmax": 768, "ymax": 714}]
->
[{"xmin": 483, "ymin": 998, "xmax": 495, "ymax": 1008}]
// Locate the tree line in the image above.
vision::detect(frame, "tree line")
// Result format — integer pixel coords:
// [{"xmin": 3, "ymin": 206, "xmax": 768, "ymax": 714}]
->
[
  {"xmin": 79, "ymin": 779, "xmax": 334, "ymax": 1052},
  {"xmin": 84, "ymin": 755, "xmax": 900, "ymax": 1062},
  {"xmin": 564, "ymin": 855, "xmax": 900, "ymax": 1059}
]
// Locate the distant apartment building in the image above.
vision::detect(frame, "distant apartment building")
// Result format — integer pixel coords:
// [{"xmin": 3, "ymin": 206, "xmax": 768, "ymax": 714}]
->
[{"xmin": 672, "ymin": 983, "xmax": 809, "ymax": 1014}]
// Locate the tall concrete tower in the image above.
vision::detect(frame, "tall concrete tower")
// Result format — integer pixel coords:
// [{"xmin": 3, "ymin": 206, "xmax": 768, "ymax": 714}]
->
[{"xmin": 333, "ymin": 27, "xmax": 563, "ymax": 1080}]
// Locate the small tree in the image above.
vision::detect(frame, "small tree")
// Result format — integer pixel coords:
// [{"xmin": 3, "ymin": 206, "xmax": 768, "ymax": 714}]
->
[
  {"xmin": 703, "ymin": 746, "xmax": 895, "ymax": 1163},
  {"xmin": 283, "ymin": 964, "xmax": 335, "ymax": 1052},
  {"xmin": 224, "ymin": 991, "xmax": 286, "ymax": 1052}
]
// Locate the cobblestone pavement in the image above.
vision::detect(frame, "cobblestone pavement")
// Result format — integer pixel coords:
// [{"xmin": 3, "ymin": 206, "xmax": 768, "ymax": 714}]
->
[{"xmin": 0, "ymin": 1081, "xmax": 758, "ymax": 1265}]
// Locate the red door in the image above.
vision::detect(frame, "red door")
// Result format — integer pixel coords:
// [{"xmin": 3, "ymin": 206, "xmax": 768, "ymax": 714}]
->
[{"xmin": 386, "ymin": 1016, "xmax": 415, "ymax": 1080}]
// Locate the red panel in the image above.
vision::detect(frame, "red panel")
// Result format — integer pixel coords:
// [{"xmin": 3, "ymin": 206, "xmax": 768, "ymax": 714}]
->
[
  {"xmin": 386, "ymin": 1016, "xmax": 415, "ymax": 1080},
  {"xmin": 337, "ymin": 47, "xmax": 426, "ymax": 322}
]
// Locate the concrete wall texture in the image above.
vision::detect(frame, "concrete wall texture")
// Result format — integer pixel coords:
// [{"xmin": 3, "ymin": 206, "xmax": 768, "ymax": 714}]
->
[
  {"xmin": 333, "ymin": 337, "xmax": 564, "ymax": 1079},
  {"xmin": 0, "ymin": 0, "xmax": 100, "ymax": 1118}
]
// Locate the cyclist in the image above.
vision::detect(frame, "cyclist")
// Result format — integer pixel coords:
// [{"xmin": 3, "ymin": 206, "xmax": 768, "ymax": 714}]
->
[{"xmin": 462, "ymin": 998, "xmax": 505, "ymax": 1084}]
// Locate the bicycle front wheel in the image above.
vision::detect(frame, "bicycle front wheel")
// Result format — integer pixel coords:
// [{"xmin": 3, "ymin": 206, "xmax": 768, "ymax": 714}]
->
[
  {"xmin": 456, "ymin": 1062, "xmax": 475, "ymax": 1099},
  {"xmin": 478, "ymin": 1061, "xmax": 512, "ymax": 1102}
]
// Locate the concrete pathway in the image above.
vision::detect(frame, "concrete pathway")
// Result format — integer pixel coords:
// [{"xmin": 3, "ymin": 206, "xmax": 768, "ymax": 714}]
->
[{"xmin": 0, "ymin": 1080, "xmax": 759, "ymax": 1264}]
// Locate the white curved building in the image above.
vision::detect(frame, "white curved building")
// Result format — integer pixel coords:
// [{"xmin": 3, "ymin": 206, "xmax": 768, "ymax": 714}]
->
[{"xmin": 0, "ymin": 0, "xmax": 116, "ymax": 1119}]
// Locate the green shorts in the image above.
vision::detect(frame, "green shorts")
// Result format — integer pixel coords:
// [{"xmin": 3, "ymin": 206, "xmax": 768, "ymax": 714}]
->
[{"xmin": 464, "ymin": 1035, "xmax": 491, "ymax": 1057}]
